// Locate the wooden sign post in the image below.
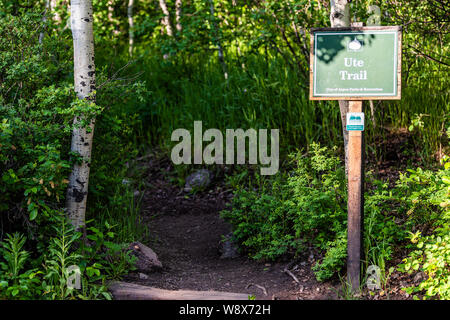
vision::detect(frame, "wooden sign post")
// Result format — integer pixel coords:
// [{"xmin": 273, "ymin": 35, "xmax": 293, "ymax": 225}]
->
[
  {"xmin": 347, "ymin": 100, "xmax": 364, "ymax": 292},
  {"xmin": 310, "ymin": 26, "xmax": 402, "ymax": 293}
]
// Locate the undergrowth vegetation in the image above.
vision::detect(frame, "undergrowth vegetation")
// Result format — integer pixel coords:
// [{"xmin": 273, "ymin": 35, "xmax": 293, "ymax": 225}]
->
[
  {"xmin": 0, "ymin": 11, "xmax": 148, "ymax": 299},
  {"xmin": 1, "ymin": 0, "xmax": 449, "ymax": 300},
  {"xmin": 221, "ymin": 144, "xmax": 450, "ymax": 299}
]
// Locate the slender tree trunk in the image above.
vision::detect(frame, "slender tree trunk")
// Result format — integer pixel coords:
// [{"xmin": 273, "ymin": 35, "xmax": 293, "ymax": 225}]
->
[
  {"xmin": 51, "ymin": 0, "xmax": 62, "ymax": 24},
  {"xmin": 175, "ymin": 0, "xmax": 182, "ymax": 33},
  {"xmin": 107, "ymin": 0, "xmax": 114, "ymax": 22},
  {"xmin": 367, "ymin": 4, "xmax": 381, "ymax": 128},
  {"xmin": 158, "ymin": 0, "xmax": 173, "ymax": 36},
  {"xmin": 39, "ymin": 0, "xmax": 51, "ymax": 44},
  {"xmin": 128, "ymin": 0, "xmax": 134, "ymax": 56},
  {"xmin": 107, "ymin": 0, "xmax": 120, "ymax": 36},
  {"xmin": 66, "ymin": 0, "xmax": 96, "ymax": 230},
  {"xmin": 330, "ymin": 0, "xmax": 350, "ymax": 175},
  {"xmin": 209, "ymin": 0, "xmax": 228, "ymax": 79},
  {"xmin": 40, "ymin": 0, "xmax": 63, "ymax": 42}
]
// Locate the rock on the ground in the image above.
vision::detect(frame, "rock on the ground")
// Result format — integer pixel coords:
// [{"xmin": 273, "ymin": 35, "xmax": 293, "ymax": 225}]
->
[
  {"xmin": 218, "ymin": 232, "xmax": 240, "ymax": 259},
  {"xmin": 139, "ymin": 273, "xmax": 149, "ymax": 280},
  {"xmin": 184, "ymin": 169, "xmax": 212, "ymax": 191},
  {"xmin": 413, "ymin": 271, "xmax": 425, "ymax": 284},
  {"xmin": 129, "ymin": 242, "xmax": 163, "ymax": 273}
]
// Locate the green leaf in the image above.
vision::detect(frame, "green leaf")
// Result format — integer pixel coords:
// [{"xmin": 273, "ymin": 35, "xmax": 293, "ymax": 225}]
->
[{"xmin": 29, "ymin": 209, "xmax": 38, "ymax": 221}]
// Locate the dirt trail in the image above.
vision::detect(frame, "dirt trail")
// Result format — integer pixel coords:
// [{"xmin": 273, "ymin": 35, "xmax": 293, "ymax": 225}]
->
[{"xmin": 124, "ymin": 157, "xmax": 338, "ymax": 300}]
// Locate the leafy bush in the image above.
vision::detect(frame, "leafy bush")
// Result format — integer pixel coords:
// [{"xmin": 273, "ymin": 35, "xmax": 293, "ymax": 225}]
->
[
  {"xmin": 0, "ymin": 10, "xmax": 149, "ymax": 299},
  {"xmin": 0, "ymin": 11, "xmax": 74, "ymax": 227},
  {"xmin": 0, "ymin": 233, "xmax": 42, "ymax": 299},
  {"xmin": 0, "ymin": 215, "xmax": 138, "ymax": 299},
  {"xmin": 222, "ymin": 143, "xmax": 348, "ymax": 279},
  {"xmin": 397, "ymin": 158, "xmax": 450, "ymax": 299},
  {"xmin": 400, "ymin": 234, "xmax": 450, "ymax": 300},
  {"xmin": 311, "ymin": 231, "xmax": 347, "ymax": 282},
  {"xmin": 223, "ymin": 143, "xmax": 449, "ymax": 286}
]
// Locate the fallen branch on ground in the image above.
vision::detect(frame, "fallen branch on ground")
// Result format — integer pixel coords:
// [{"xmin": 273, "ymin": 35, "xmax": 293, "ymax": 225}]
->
[
  {"xmin": 246, "ymin": 283, "xmax": 268, "ymax": 296},
  {"xmin": 109, "ymin": 281, "xmax": 250, "ymax": 300},
  {"xmin": 283, "ymin": 262, "xmax": 300, "ymax": 283}
]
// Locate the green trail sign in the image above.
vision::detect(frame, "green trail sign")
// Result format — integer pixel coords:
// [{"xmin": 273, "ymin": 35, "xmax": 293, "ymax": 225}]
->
[{"xmin": 310, "ymin": 26, "xmax": 402, "ymax": 100}]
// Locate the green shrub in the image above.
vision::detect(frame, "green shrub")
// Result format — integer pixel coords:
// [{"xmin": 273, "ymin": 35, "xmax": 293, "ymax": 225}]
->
[
  {"xmin": 397, "ymin": 157, "xmax": 450, "ymax": 299},
  {"xmin": 221, "ymin": 143, "xmax": 349, "ymax": 280},
  {"xmin": 222, "ymin": 143, "xmax": 449, "ymax": 285},
  {"xmin": 0, "ymin": 12, "xmax": 74, "ymax": 226},
  {"xmin": 0, "ymin": 10, "xmax": 149, "ymax": 299},
  {"xmin": 0, "ymin": 233, "xmax": 43, "ymax": 299}
]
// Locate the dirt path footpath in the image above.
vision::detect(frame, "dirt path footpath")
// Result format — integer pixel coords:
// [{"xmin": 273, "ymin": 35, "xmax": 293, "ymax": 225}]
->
[{"xmin": 124, "ymin": 157, "xmax": 338, "ymax": 300}]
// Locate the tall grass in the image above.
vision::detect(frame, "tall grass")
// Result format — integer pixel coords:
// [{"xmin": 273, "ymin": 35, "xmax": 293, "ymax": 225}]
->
[
  {"xmin": 135, "ymin": 53, "xmax": 343, "ymax": 155},
  {"xmin": 99, "ymin": 44, "xmax": 448, "ymax": 164}
]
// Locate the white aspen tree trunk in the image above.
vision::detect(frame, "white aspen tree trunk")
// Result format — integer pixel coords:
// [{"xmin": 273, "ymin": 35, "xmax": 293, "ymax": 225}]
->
[
  {"xmin": 330, "ymin": 0, "xmax": 350, "ymax": 27},
  {"xmin": 51, "ymin": 0, "xmax": 62, "ymax": 24},
  {"xmin": 175, "ymin": 0, "xmax": 182, "ymax": 33},
  {"xmin": 128, "ymin": 0, "xmax": 134, "ymax": 56},
  {"xmin": 330, "ymin": 0, "xmax": 350, "ymax": 175},
  {"xmin": 107, "ymin": 0, "xmax": 114, "ymax": 22},
  {"xmin": 66, "ymin": 0, "xmax": 97, "ymax": 230},
  {"xmin": 209, "ymin": 0, "xmax": 228, "ymax": 79},
  {"xmin": 39, "ymin": 0, "xmax": 51, "ymax": 44},
  {"xmin": 367, "ymin": 4, "xmax": 382, "ymax": 128},
  {"xmin": 41, "ymin": 0, "xmax": 62, "ymax": 42},
  {"xmin": 107, "ymin": 0, "xmax": 120, "ymax": 36},
  {"xmin": 158, "ymin": 0, "xmax": 173, "ymax": 36}
]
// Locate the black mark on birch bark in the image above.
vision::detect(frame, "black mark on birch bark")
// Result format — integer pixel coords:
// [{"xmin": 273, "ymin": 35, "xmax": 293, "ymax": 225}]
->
[
  {"xmin": 76, "ymin": 179, "xmax": 85, "ymax": 187},
  {"xmin": 72, "ymin": 188, "xmax": 86, "ymax": 202}
]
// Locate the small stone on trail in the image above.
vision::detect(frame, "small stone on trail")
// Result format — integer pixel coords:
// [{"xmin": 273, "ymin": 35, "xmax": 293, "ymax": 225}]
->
[
  {"xmin": 218, "ymin": 232, "xmax": 240, "ymax": 259},
  {"xmin": 184, "ymin": 169, "xmax": 212, "ymax": 191},
  {"xmin": 139, "ymin": 273, "xmax": 149, "ymax": 280},
  {"xmin": 128, "ymin": 241, "xmax": 163, "ymax": 273},
  {"xmin": 413, "ymin": 272, "xmax": 425, "ymax": 283}
]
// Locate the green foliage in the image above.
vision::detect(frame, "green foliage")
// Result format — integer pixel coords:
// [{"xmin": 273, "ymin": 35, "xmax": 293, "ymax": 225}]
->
[
  {"xmin": 400, "ymin": 234, "xmax": 450, "ymax": 300},
  {"xmin": 0, "ymin": 233, "xmax": 42, "ymax": 299},
  {"xmin": 0, "ymin": 9, "xmax": 149, "ymax": 299},
  {"xmin": 396, "ymin": 157, "xmax": 450, "ymax": 300},
  {"xmin": 312, "ymin": 231, "xmax": 347, "ymax": 282},
  {"xmin": 0, "ymin": 11, "xmax": 73, "ymax": 225},
  {"xmin": 81, "ymin": 221, "xmax": 137, "ymax": 281},
  {"xmin": 1, "ymin": 233, "xmax": 29, "ymax": 277},
  {"xmin": 223, "ymin": 144, "xmax": 449, "ymax": 286},
  {"xmin": 0, "ymin": 216, "xmax": 136, "ymax": 300},
  {"xmin": 41, "ymin": 217, "xmax": 131, "ymax": 300},
  {"xmin": 1, "ymin": 0, "xmax": 448, "ymax": 300},
  {"xmin": 222, "ymin": 143, "xmax": 348, "ymax": 279},
  {"xmin": 41, "ymin": 216, "xmax": 84, "ymax": 300}
]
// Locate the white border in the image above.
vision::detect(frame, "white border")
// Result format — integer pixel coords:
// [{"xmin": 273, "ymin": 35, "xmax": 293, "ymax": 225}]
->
[{"xmin": 313, "ymin": 31, "xmax": 398, "ymax": 97}]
